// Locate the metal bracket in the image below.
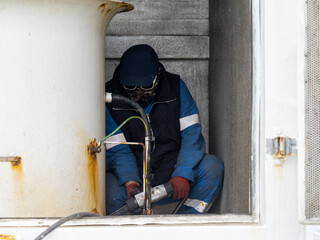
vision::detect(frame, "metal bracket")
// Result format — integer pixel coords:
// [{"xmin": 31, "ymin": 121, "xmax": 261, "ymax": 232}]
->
[
  {"xmin": 0, "ymin": 156, "xmax": 21, "ymax": 166},
  {"xmin": 273, "ymin": 137, "xmax": 293, "ymax": 159},
  {"xmin": 266, "ymin": 137, "xmax": 297, "ymax": 165}
]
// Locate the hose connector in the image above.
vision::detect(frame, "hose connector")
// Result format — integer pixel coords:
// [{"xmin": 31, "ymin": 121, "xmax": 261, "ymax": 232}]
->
[{"xmin": 105, "ymin": 92, "xmax": 112, "ymax": 103}]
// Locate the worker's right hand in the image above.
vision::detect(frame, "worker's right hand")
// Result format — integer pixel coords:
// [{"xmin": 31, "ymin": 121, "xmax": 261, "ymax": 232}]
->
[
  {"xmin": 169, "ymin": 176, "xmax": 190, "ymax": 200},
  {"xmin": 125, "ymin": 181, "xmax": 142, "ymax": 200}
]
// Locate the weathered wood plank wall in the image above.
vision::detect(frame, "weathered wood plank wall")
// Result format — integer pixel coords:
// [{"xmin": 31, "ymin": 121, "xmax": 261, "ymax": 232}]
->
[{"xmin": 105, "ymin": 0, "xmax": 210, "ymax": 146}]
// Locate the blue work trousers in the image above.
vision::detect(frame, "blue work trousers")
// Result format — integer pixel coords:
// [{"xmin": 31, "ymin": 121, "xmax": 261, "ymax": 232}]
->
[{"xmin": 106, "ymin": 154, "xmax": 224, "ymax": 215}]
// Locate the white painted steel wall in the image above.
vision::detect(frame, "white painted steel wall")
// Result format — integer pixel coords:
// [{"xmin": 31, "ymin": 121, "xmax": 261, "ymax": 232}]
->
[
  {"xmin": 0, "ymin": 0, "xmax": 132, "ymax": 217},
  {"xmin": 0, "ymin": 0, "xmax": 313, "ymax": 239}
]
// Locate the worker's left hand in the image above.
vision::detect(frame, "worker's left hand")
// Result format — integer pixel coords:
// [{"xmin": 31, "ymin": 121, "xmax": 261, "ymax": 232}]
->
[
  {"xmin": 125, "ymin": 181, "xmax": 142, "ymax": 200},
  {"xmin": 169, "ymin": 176, "xmax": 190, "ymax": 200}
]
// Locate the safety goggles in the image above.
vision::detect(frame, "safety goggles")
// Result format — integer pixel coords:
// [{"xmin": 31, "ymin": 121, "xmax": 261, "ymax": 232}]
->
[{"xmin": 123, "ymin": 75, "xmax": 158, "ymax": 91}]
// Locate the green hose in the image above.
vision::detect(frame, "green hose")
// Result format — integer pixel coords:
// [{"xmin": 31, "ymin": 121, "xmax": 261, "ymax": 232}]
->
[{"xmin": 99, "ymin": 116, "xmax": 147, "ymax": 145}]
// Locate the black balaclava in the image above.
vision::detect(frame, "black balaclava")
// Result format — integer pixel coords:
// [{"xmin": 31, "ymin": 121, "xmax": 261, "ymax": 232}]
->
[{"xmin": 123, "ymin": 76, "xmax": 160, "ymax": 108}]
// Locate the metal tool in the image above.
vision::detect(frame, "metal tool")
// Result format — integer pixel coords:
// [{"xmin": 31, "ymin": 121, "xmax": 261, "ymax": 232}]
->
[{"xmin": 110, "ymin": 182, "xmax": 173, "ymax": 216}]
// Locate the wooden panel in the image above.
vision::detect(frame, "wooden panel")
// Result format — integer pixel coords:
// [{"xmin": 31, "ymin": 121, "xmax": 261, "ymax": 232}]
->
[
  {"xmin": 105, "ymin": 59, "xmax": 210, "ymax": 147},
  {"xmin": 105, "ymin": 36, "xmax": 209, "ymax": 59}
]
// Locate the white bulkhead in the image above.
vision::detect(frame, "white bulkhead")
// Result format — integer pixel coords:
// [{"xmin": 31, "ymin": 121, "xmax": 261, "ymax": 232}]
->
[{"xmin": 0, "ymin": 0, "xmax": 133, "ymax": 217}]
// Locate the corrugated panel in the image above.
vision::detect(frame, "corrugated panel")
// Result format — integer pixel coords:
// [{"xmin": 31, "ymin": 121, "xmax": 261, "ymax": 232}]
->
[{"xmin": 306, "ymin": 0, "xmax": 320, "ymax": 220}]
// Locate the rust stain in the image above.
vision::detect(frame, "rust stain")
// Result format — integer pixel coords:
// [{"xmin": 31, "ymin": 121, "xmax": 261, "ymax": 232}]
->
[
  {"xmin": 10, "ymin": 156, "xmax": 23, "ymax": 176},
  {"xmin": 98, "ymin": 1, "xmax": 134, "ymax": 15},
  {"xmin": 121, "ymin": 2, "xmax": 134, "ymax": 12},
  {"xmin": 10, "ymin": 156, "xmax": 24, "ymax": 211},
  {"xmin": 10, "ymin": 156, "xmax": 21, "ymax": 167},
  {"xmin": 143, "ymin": 209, "xmax": 151, "ymax": 215},
  {"xmin": 98, "ymin": 3, "xmax": 107, "ymax": 12},
  {"xmin": 87, "ymin": 139, "xmax": 99, "ymax": 159},
  {"xmin": 10, "ymin": 156, "xmax": 23, "ymax": 175},
  {"xmin": 86, "ymin": 139, "xmax": 100, "ymax": 214},
  {"xmin": 0, "ymin": 234, "xmax": 16, "ymax": 240},
  {"xmin": 273, "ymin": 153, "xmax": 286, "ymax": 159},
  {"xmin": 91, "ymin": 208, "xmax": 98, "ymax": 214},
  {"xmin": 273, "ymin": 137, "xmax": 291, "ymax": 159},
  {"xmin": 279, "ymin": 138, "xmax": 283, "ymax": 155}
]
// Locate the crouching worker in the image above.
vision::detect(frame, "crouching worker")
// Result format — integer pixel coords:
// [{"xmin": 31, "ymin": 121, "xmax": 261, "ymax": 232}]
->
[{"xmin": 105, "ymin": 44, "xmax": 224, "ymax": 214}]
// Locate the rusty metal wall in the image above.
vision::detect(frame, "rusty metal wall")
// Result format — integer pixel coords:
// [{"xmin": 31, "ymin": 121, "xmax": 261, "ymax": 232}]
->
[{"xmin": 209, "ymin": 0, "xmax": 252, "ymax": 214}]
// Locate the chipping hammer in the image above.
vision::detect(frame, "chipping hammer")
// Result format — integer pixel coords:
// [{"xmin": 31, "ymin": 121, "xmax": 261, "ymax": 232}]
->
[{"xmin": 110, "ymin": 182, "xmax": 173, "ymax": 216}]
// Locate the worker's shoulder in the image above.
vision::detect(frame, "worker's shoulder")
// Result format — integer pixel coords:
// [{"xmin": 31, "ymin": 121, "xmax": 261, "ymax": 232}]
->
[
  {"xmin": 105, "ymin": 77, "xmax": 117, "ymax": 92},
  {"xmin": 164, "ymin": 70, "xmax": 180, "ymax": 81}
]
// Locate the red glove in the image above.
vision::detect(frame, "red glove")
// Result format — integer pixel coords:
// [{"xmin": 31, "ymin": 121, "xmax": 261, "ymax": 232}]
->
[
  {"xmin": 168, "ymin": 176, "xmax": 190, "ymax": 200},
  {"xmin": 125, "ymin": 182, "xmax": 142, "ymax": 200}
]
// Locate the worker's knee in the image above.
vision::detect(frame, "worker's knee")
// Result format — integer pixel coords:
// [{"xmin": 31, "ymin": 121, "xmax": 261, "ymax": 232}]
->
[
  {"xmin": 188, "ymin": 154, "xmax": 224, "ymax": 206},
  {"xmin": 198, "ymin": 154, "xmax": 224, "ymax": 186}
]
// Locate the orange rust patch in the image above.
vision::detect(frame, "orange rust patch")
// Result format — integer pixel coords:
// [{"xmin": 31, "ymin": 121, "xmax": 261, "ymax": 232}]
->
[
  {"xmin": 98, "ymin": 3, "xmax": 107, "ymax": 12},
  {"xmin": 10, "ymin": 157, "xmax": 22, "ymax": 175},
  {"xmin": 91, "ymin": 208, "xmax": 98, "ymax": 213},
  {"xmin": 98, "ymin": 2, "xmax": 134, "ymax": 14},
  {"xmin": 87, "ymin": 139, "xmax": 99, "ymax": 159},
  {"xmin": 87, "ymin": 139, "xmax": 99, "ymax": 214},
  {"xmin": 10, "ymin": 156, "xmax": 24, "ymax": 206},
  {"xmin": 10, "ymin": 156, "xmax": 21, "ymax": 167},
  {"xmin": 0, "ymin": 234, "xmax": 16, "ymax": 240}
]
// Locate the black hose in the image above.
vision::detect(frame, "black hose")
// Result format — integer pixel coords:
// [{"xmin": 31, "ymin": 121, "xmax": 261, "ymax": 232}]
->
[
  {"xmin": 34, "ymin": 212, "xmax": 100, "ymax": 240},
  {"xmin": 111, "ymin": 94, "xmax": 151, "ymax": 138},
  {"xmin": 109, "ymin": 205, "xmax": 130, "ymax": 216},
  {"xmin": 111, "ymin": 94, "xmax": 153, "ymax": 213},
  {"xmin": 171, "ymin": 195, "xmax": 188, "ymax": 214}
]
